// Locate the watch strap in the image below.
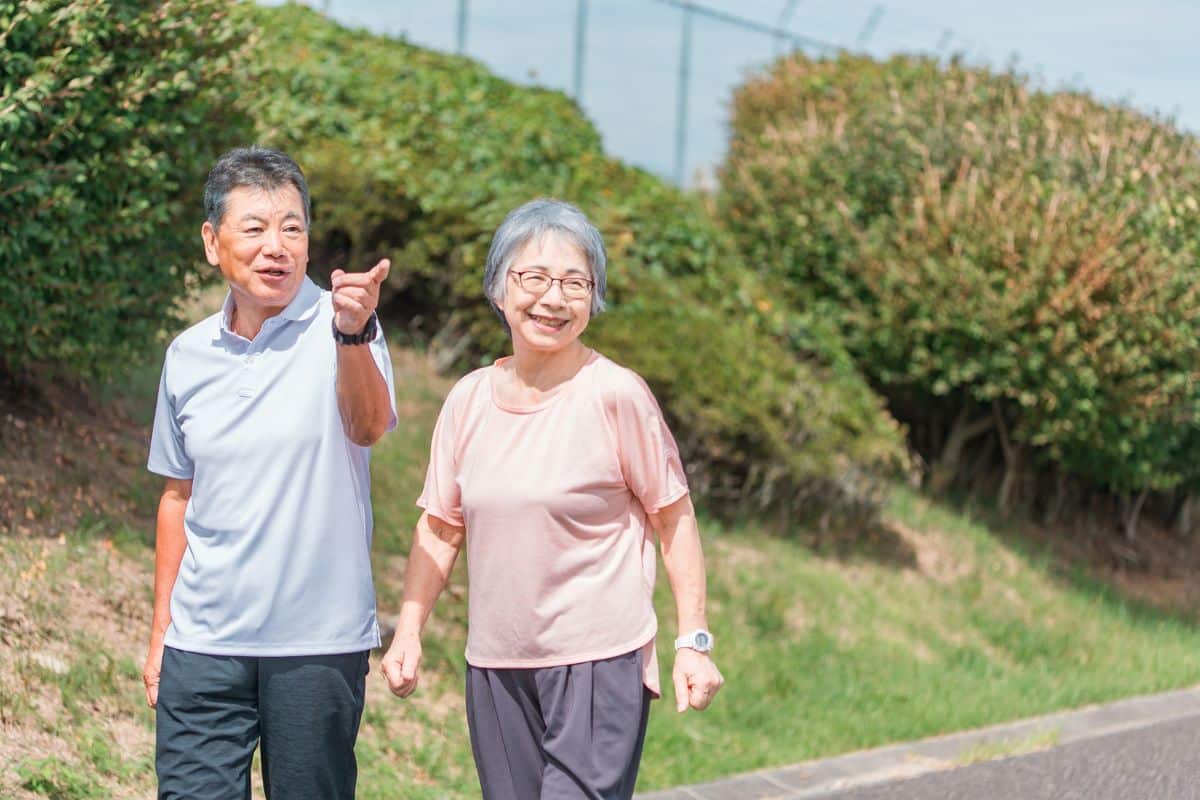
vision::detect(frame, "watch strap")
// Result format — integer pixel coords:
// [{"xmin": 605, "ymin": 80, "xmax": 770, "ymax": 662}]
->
[
  {"xmin": 333, "ymin": 311, "xmax": 378, "ymax": 345},
  {"xmin": 675, "ymin": 629, "xmax": 715, "ymax": 652}
]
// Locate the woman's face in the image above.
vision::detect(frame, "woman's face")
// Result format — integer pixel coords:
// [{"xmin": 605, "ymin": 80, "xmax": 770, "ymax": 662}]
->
[{"xmin": 501, "ymin": 234, "xmax": 594, "ymax": 353}]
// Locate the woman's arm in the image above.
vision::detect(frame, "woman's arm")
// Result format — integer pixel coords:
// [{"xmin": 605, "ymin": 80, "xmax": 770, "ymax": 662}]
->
[
  {"xmin": 144, "ymin": 477, "xmax": 192, "ymax": 708},
  {"xmin": 650, "ymin": 493, "xmax": 724, "ymax": 712},
  {"xmin": 380, "ymin": 511, "xmax": 466, "ymax": 698}
]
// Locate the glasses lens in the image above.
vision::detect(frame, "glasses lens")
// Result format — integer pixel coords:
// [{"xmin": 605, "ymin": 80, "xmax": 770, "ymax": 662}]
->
[
  {"xmin": 520, "ymin": 273, "xmax": 550, "ymax": 292},
  {"xmin": 562, "ymin": 279, "xmax": 591, "ymax": 298}
]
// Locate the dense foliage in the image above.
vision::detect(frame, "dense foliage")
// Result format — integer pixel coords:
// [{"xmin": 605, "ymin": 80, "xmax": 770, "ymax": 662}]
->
[
  {"xmin": 721, "ymin": 53, "xmax": 1200, "ymax": 529},
  {"xmin": 245, "ymin": 4, "xmax": 906, "ymax": 522},
  {"xmin": 0, "ymin": 0, "xmax": 252, "ymax": 379}
]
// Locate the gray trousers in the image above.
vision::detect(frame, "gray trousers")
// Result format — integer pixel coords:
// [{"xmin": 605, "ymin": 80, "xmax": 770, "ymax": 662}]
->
[
  {"xmin": 155, "ymin": 646, "xmax": 369, "ymax": 800},
  {"xmin": 466, "ymin": 648, "xmax": 653, "ymax": 800}
]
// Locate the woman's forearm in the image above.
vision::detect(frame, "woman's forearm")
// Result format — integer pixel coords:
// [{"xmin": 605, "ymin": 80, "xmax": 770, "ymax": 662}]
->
[
  {"xmin": 395, "ymin": 512, "xmax": 465, "ymax": 637},
  {"xmin": 652, "ymin": 495, "xmax": 709, "ymax": 633}
]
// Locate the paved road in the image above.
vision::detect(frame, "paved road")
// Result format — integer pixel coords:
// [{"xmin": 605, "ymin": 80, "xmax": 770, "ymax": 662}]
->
[
  {"xmin": 637, "ymin": 687, "xmax": 1200, "ymax": 800},
  {"xmin": 815, "ymin": 713, "xmax": 1200, "ymax": 800}
]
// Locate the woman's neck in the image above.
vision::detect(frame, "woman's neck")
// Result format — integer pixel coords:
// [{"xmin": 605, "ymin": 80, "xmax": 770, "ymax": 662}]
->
[{"xmin": 507, "ymin": 340, "xmax": 590, "ymax": 392}]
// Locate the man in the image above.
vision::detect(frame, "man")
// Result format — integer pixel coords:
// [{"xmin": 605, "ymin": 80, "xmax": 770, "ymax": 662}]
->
[{"xmin": 143, "ymin": 146, "xmax": 396, "ymax": 799}]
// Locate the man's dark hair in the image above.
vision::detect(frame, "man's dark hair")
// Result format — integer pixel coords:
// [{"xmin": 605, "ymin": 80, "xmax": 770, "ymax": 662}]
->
[{"xmin": 204, "ymin": 146, "xmax": 311, "ymax": 230}]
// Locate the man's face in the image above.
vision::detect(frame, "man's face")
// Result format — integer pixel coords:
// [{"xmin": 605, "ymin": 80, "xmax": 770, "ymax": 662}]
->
[{"xmin": 201, "ymin": 184, "xmax": 309, "ymax": 320}]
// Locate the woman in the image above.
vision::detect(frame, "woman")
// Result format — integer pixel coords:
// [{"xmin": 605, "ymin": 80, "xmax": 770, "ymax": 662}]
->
[{"xmin": 381, "ymin": 198, "xmax": 723, "ymax": 799}]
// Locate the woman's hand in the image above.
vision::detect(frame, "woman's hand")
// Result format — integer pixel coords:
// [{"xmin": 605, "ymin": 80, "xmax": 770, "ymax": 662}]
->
[
  {"xmin": 380, "ymin": 631, "xmax": 423, "ymax": 698},
  {"xmin": 673, "ymin": 648, "xmax": 724, "ymax": 712}
]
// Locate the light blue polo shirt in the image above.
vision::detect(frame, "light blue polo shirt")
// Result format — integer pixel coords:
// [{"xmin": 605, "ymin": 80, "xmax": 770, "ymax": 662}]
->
[{"xmin": 148, "ymin": 276, "xmax": 397, "ymax": 656}]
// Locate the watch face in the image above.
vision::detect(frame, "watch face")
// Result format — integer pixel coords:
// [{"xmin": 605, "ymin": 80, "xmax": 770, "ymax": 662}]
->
[{"xmin": 694, "ymin": 631, "xmax": 711, "ymax": 649}]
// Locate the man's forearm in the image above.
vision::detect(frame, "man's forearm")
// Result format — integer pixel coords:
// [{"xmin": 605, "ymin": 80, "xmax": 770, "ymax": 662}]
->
[
  {"xmin": 151, "ymin": 480, "xmax": 191, "ymax": 645},
  {"xmin": 336, "ymin": 344, "xmax": 392, "ymax": 447}
]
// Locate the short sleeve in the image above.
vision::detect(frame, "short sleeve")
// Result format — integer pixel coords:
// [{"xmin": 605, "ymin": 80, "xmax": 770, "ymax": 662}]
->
[
  {"xmin": 608, "ymin": 370, "xmax": 689, "ymax": 514},
  {"xmin": 147, "ymin": 347, "xmax": 194, "ymax": 479},
  {"xmin": 368, "ymin": 319, "xmax": 399, "ymax": 432},
  {"xmin": 416, "ymin": 382, "xmax": 465, "ymax": 528}
]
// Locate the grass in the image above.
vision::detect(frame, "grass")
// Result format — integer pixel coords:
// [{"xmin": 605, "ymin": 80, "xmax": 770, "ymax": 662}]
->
[
  {"xmin": 361, "ymin": 351, "xmax": 1200, "ymax": 793},
  {"xmin": 6, "ymin": 346, "xmax": 1200, "ymax": 798},
  {"xmin": 955, "ymin": 729, "xmax": 1061, "ymax": 766}
]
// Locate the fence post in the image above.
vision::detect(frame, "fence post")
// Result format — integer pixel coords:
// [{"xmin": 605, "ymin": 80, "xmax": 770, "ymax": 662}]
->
[
  {"xmin": 674, "ymin": 2, "xmax": 693, "ymax": 186},
  {"xmin": 856, "ymin": 5, "xmax": 884, "ymax": 50},
  {"xmin": 573, "ymin": 0, "xmax": 588, "ymax": 101},
  {"xmin": 457, "ymin": 0, "xmax": 469, "ymax": 53}
]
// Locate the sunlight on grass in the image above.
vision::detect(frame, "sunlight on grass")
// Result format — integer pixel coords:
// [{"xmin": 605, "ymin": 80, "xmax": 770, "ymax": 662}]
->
[{"xmin": 8, "ymin": 349, "xmax": 1200, "ymax": 798}]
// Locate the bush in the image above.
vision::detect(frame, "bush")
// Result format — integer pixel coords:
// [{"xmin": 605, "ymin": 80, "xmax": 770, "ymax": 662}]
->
[
  {"xmin": 721, "ymin": 53, "xmax": 1200, "ymax": 527},
  {"xmin": 0, "ymin": 0, "xmax": 253, "ymax": 379},
  {"xmin": 244, "ymin": 4, "xmax": 907, "ymax": 523}
]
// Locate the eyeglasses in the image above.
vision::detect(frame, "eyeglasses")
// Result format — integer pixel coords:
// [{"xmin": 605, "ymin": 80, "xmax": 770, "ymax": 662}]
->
[{"xmin": 510, "ymin": 270, "xmax": 594, "ymax": 300}]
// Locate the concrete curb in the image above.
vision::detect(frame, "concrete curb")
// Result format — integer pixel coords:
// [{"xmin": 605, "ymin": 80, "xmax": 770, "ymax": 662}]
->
[{"xmin": 636, "ymin": 686, "xmax": 1200, "ymax": 799}]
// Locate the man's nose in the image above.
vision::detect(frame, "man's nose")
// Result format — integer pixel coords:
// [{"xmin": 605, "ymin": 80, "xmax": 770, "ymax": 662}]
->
[{"xmin": 261, "ymin": 228, "xmax": 285, "ymax": 256}]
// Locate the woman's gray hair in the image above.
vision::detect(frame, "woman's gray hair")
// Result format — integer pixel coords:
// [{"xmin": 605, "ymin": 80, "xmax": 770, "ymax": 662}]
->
[
  {"xmin": 483, "ymin": 198, "xmax": 608, "ymax": 322},
  {"xmin": 204, "ymin": 146, "xmax": 311, "ymax": 231}
]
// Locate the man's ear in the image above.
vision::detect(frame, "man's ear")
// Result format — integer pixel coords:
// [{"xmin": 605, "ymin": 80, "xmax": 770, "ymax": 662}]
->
[{"xmin": 201, "ymin": 221, "xmax": 220, "ymax": 267}]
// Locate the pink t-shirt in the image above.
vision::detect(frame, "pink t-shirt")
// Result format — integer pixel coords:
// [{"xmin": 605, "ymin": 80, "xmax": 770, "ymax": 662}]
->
[{"xmin": 417, "ymin": 349, "xmax": 688, "ymax": 696}]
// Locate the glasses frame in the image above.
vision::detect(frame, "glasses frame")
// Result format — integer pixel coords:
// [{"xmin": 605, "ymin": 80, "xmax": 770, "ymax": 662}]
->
[{"xmin": 509, "ymin": 270, "xmax": 595, "ymax": 299}]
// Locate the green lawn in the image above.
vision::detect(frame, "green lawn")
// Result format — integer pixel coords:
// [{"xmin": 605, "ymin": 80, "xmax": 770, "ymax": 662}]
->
[
  {"xmin": 5, "ymin": 348, "xmax": 1200, "ymax": 798},
  {"xmin": 364, "ymin": 350, "xmax": 1200, "ymax": 794}
]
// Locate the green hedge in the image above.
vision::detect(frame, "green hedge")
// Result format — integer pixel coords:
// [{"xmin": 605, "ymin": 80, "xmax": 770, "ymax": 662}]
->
[
  {"xmin": 245, "ymin": 3, "xmax": 906, "ymax": 522},
  {"xmin": 0, "ymin": 0, "xmax": 252, "ymax": 379},
  {"xmin": 721, "ymin": 53, "xmax": 1200, "ymax": 519}
]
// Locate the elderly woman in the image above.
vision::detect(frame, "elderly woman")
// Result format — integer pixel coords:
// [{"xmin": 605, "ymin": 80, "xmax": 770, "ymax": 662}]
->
[{"xmin": 381, "ymin": 198, "xmax": 722, "ymax": 799}]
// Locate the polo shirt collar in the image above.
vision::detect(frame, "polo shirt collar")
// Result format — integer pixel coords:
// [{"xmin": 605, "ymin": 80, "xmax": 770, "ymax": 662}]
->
[
  {"xmin": 218, "ymin": 275, "xmax": 323, "ymax": 337},
  {"xmin": 279, "ymin": 276, "xmax": 323, "ymax": 322}
]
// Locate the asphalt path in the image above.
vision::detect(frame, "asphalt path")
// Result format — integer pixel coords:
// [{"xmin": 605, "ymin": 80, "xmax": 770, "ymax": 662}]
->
[{"xmin": 813, "ymin": 713, "xmax": 1200, "ymax": 800}]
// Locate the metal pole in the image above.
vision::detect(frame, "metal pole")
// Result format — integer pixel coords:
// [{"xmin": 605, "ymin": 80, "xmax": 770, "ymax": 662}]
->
[
  {"xmin": 456, "ymin": 0, "xmax": 469, "ymax": 54},
  {"xmin": 674, "ymin": 3, "xmax": 693, "ymax": 186},
  {"xmin": 774, "ymin": 0, "xmax": 801, "ymax": 57},
  {"xmin": 936, "ymin": 28, "xmax": 953, "ymax": 54},
  {"xmin": 855, "ymin": 5, "xmax": 884, "ymax": 50},
  {"xmin": 573, "ymin": 0, "xmax": 588, "ymax": 101}
]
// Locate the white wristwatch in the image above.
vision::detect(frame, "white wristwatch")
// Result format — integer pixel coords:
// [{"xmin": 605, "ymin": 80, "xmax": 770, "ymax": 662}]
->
[{"xmin": 675, "ymin": 629, "xmax": 715, "ymax": 653}]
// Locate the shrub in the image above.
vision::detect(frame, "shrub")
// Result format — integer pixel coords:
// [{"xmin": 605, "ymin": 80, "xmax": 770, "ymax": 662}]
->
[
  {"xmin": 244, "ymin": 4, "xmax": 907, "ymax": 523},
  {"xmin": 0, "ymin": 0, "xmax": 253, "ymax": 379},
  {"xmin": 721, "ymin": 53, "xmax": 1200, "ymax": 529}
]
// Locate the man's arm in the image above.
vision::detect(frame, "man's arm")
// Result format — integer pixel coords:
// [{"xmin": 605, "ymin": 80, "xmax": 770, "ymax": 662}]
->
[
  {"xmin": 650, "ymin": 494, "xmax": 725, "ymax": 712},
  {"xmin": 380, "ymin": 512, "xmax": 466, "ymax": 698},
  {"xmin": 144, "ymin": 477, "xmax": 191, "ymax": 708},
  {"xmin": 333, "ymin": 259, "xmax": 394, "ymax": 447}
]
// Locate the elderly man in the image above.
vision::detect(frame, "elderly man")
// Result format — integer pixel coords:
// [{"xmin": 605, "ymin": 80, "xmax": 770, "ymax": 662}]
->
[{"xmin": 143, "ymin": 146, "xmax": 396, "ymax": 799}]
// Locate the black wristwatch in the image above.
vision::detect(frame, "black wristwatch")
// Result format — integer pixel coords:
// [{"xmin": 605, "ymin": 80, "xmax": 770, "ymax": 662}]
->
[{"xmin": 332, "ymin": 311, "xmax": 378, "ymax": 345}]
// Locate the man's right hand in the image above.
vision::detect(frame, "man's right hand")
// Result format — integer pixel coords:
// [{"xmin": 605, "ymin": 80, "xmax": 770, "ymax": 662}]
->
[
  {"xmin": 143, "ymin": 640, "xmax": 165, "ymax": 708},
  {"xmin": 380, "ymin": 632, "xmax": 422, "ymax": 698}
]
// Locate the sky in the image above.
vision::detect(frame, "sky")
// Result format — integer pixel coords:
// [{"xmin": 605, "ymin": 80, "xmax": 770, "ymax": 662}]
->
[{"xmin": 275, "ymin": 0, "xmax": 1200, "ymax": 187}]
